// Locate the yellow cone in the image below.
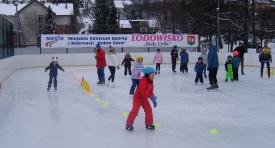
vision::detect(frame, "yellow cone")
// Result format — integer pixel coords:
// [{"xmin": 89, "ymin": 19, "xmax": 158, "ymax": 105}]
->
[
  {"xmin": 209, "ymin": 128, "xmax": 219, "ymax": 135},
  {"xmin": 101, "ymin": 103, "xmax": 109, "ymax": 108},
  {"xmin": 121, "ymin": 112, "xmax": 129, "ymax": 117}
]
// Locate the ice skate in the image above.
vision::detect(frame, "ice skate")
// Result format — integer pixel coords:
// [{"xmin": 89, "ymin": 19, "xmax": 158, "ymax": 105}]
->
[
  {"xmin": 125, "ymin": 125, "xmax": 134, "ymax": 132},
  {"xmin": 146, "ymin": 125, "xmax": 155, "ymax": 130},
  {"xmin": 111, "ymin": 83, "xmax": 115, "ymax": 88},
  {"xmin": 54, "ymin": 87, "xmax": 57, "ymax": 91}
]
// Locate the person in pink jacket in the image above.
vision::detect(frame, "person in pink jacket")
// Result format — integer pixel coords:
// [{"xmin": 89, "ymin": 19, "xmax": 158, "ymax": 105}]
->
[{"xmin": 153, "ymin": 49, "xmax": 163, "ymax": 74}]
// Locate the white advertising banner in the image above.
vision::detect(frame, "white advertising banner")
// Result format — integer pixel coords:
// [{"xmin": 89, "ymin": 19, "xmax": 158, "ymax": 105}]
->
[{"xmin": 41, "ymin": 34, "xmax": 198, "ymax": 48}]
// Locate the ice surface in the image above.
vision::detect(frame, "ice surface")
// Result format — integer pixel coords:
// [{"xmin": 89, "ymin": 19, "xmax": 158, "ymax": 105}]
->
[{"xmin": 0, "ymin": 65, "xmax": 275, "ymax": 148}]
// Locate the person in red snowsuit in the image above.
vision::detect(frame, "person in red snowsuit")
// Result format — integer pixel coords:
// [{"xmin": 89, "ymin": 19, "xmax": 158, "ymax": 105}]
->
[
  {"xmin": 95, "ymin": 43, "xmax": 106, "ymax": 85},
  {"xmin": 126, "ymin": 67, "xmax": 158, "ymax": 131}
]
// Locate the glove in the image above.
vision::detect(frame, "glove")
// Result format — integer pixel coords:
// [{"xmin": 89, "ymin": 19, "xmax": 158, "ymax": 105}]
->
[{"xmin": 150, "ymin": 96, "xmax": 157, "ymax": 108}]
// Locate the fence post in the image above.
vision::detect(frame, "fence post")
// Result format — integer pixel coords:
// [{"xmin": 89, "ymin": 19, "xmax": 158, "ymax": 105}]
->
[
  {"xmin": 121, "ymin": 47, "xmax": 123, "ymax": 53},
  {"xmin": 147, "ymin": 47, "xmax": 150, "ymax": 52},
  {"xmin": 66, "ymin": 24, "xmax": 68, "ymax": 54}
]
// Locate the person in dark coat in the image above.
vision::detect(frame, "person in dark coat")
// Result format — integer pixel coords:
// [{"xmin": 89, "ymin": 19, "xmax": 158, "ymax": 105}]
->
[
  {"xmin": 180, "ymin": 48, "xmax": 189, "ymax": 73},
  {"xmin": 170, "ymin": 45, "xmax": 179, "ymax": 72},
  {"xmin": 194, "ymin": 57, "xmax": 205, "ymax": 84},
  {"xmin": 259, "ymin": 41, "xmax": 272, "ymax": 78},
  {"xmin": 45, "ymin": 58, "xmax": 64, "ymax": 91},
  {"xmin": 122, "ymin": 51, "xmax": 135, "ymax": 76},
  {"xmin": 234, "ymin": 41, "xmax": 245, "ymax": 75},
  {"xmin": 207, "ymin": 42, "xmax": 219, "ymax": 89}
]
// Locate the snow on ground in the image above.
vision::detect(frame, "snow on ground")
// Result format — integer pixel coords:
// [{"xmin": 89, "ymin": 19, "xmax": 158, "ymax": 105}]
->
[{"xmin": 0, "ymin": 65, "xmax": 275, "ymax": 148}]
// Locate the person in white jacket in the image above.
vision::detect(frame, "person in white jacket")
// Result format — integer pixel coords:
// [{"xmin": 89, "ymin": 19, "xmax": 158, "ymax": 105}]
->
[
  {"xmin": 199, "ymin": 48, "xmax": 208, "ymax": 78},
  {"xmin": 106, "ymin": 47, "xmax": 120, "ymax": 87}
]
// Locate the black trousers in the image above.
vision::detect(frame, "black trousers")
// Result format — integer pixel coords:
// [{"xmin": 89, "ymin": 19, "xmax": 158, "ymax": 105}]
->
[
  {"xmin": 172, "ymin": 58, "xmax": 177, "ymax": 71},
  {"xmin": 261, "ymin": 62, "xmax": 270, "ymax": 77},
  {"xmin": 48, "ymin": 74, "xmax": 57, "ymax": 88},
  {"xmin": 180, "ymin": 63, "xmax": 188, "ymax": 73},
  {"xmin": 208, "ymin": 68, "xmax": 218, "ymax": 85},
  {"xmin": 108, "ymin": 66, "xmax": 116, "ymax": 82},
  {"xmin": 156, "ymin": 63, "xmax": 161, "ymax": 72},
  {"xmin": 195, "ymin": 72, "xmax": 203, "ymax": 83},
  {"xmin": 124, "ymin": 66, "xmax": 132, "ymax": 76},
  {"xmin": 233, "ymin": 68, "xmax": 239, "ymax": 80}
]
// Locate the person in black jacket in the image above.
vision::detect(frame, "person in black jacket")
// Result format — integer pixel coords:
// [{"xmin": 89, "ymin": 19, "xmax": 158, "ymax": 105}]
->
[
  {"xmin": 122, "ymin": 52, "xmax": 135, "ymax": 76},
  {"xmin": 170, "ymin": 45, "xmax": 179, "ymax": 72},
  {"xmin": 234, "ymin": 41, "xmax": 245, "ymax": 75},
  {"xmin": 45, "ymin": 58, "xmax": 65, "ymax": 91}
]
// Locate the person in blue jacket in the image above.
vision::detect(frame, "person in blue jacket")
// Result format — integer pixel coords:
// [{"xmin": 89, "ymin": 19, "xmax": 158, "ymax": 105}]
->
[
  {"xmin": 233, "ymin": 51, "xmax": 240, "ymax": 81},
  {"xmin": 45, "ymin": 58, "xmax": 65, "ymax": 91},
  {"xmin": 207, "ymin": 42, "xmax": 219, "ymax": 89},
  {"xmin": 194, "ymin": 57, "xmax": 205, "ymax": 84},
  {"xmin": 180, "ymin": 48, "xmax": 189, "ymax": 73}
]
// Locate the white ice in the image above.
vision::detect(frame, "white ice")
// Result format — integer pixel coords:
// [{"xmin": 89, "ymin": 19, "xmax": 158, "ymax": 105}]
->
[{"xmin": 0, "ymin": 65, "xmax": 275, "ymax": 148}]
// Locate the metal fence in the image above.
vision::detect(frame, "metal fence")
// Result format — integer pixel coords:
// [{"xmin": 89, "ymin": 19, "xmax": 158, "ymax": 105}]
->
[{"xmin": 0, "ymin": 15, "xmax": 14, "ymax": 59}]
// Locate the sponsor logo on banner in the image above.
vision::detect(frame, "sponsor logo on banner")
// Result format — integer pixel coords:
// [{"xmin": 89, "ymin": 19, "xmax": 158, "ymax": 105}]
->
[
  {"xmin": 44, "ymin": 35, "xmax": 65, "ymax": 47},
  {"xmin": 187, "ymin": 35, "xmax": 196, "ymax": 46},
  {"xmin": 41, "ymin": 34, "xmax": 198, "ymax": 48}
]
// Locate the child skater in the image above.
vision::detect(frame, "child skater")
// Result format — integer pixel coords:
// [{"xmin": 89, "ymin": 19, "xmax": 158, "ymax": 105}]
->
[
  {"xmin": 106, "ymin": 47, "xmax": 120, "ymax": 88},
  {"xmin": 45, "ymin": 58, "xmax": 64, "ymax": 91},
  {"xmin": 153, "ymin": 49, "xmax": 163, "ymax": 74},
  {"xmin": 126, "ymin": 67, "xmax": 158, "ymax": 132},
  {"xmin": 180, "ymin": 48, "xmax": 189, "ymax": 73},
  {"xmin": 194, "ymin": 57, "xmax": 205, "ymax": 84},
  {"xmin": 225, "ymin": 55, "xmax": 234, "ymax": 82},
  {"xmin": 129, "ymin": 55, "xmax": 144, "ymax": 95},
  {"xmin": 122, "ymin": 51, "xmax": 135, "ymax": 76},
  {"xmin": 233, "ymin": 51, "xmax": 240, "ymax": 81}
]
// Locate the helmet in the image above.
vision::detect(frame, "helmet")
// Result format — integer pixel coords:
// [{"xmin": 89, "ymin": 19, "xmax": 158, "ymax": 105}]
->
[
  {"xmin": 136, "ymin": 55, "xmax": 143, "ymax": 61},
  {"xmin": 233, "ymin": 51, "xmax": 239, "ymax": 57},
  {"xmin": 143, "ymin": 67, "xmax": 156, "ymax": 75}
]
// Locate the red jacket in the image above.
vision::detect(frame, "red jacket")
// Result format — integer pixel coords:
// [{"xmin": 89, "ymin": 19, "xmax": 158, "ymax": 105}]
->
[
  {"xmin": 96, "ymin": 48, "xmax": 107, "ymax": 68},
  {"xmin": 134, "ymin": 76, "xmax": 154, "ymax": 99}
]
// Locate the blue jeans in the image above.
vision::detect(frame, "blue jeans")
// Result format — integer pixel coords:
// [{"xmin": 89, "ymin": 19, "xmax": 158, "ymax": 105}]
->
[
  {"xmin": 129, "ymin": 79, "xmax": 140, "ymax": 95},
  {"xmin": 97, "ymin": 67, "xmax": 105, "ymax": 83}
]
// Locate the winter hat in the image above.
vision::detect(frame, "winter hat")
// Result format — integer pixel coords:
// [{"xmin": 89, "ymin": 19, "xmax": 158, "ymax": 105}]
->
[
  {"xmin": 143, "ymin": 67, "xmax": 156, "ymax": 75},
  {"xmin": 198, "ymin": 57, "xmax": 203, "ymax": 61},
  {"xmin": 227, "ymin": 55, "xmax": 233, "ymax": 60},
  {"xmin": 233, "ymin": 51, "xmax": 239, "ymax": 57},
  {"xmin": 173, "ymin": 45, "xmax": 177, "ymax": 49},
  {"xmin": 157, "ymin": 49, "xmax": 160, "ymax": 52},
  {"xmin": 136, "ymin": 55, "xmax": 143, "ymax": 62}
]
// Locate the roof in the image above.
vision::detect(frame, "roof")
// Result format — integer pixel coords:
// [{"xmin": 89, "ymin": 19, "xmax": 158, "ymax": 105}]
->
[
  {"xmin": 119, "ymin": 20, "xmax": 132, "ymax": 28},
  {"xmin": 0, "ymin": 1, "xmax": 74, "ymax": 16}
]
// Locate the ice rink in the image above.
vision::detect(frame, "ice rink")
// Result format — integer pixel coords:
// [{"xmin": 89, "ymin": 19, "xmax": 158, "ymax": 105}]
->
[{"xmin": 0, "ymin": 64, "xmax": 275, "ymax": 148}]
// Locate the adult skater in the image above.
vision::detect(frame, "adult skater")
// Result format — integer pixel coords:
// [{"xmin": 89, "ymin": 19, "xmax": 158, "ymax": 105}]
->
[
  {"xmin": 207, "ymin": 42, "xmax": 219, "ymax": 89},
  {"xmin": 234, "ymin": 41, "xmax": 245, "ymax": 75},
  {"xmin": 170, "ymin": 45, "xmax": 179, "ymax": 72},
  {"xmin": 106, "ymin": 47, "xmax": 120, "ymax": 88},
  {"xmin": 126, "ymin": 67, "xmax": 158, "ymax": 132},
  {"xmin": 45, "ymin": 58, "xmax": 64, "ymax": 91},
  {"xmin": 95, "ymin": 43, "xmax": 107, "ymax": 85},
  {"xmin": 259, "ymin": 41, "xmax": 272, "ymax": 78}
]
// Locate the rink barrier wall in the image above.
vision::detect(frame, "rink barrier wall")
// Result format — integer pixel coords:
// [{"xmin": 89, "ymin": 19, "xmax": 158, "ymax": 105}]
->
[{"xmin": 1, "ymin": 52, "xmax": 274, "ymax": 83}]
